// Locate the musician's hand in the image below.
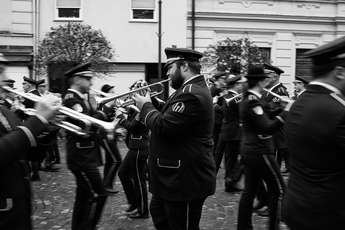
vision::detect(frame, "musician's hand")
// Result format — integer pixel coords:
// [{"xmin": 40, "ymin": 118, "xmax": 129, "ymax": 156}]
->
[
  {"xmin": 132, "ymin": 92, "xmax": 151, "ymax": 111},
  {"xmin": 35, "ymin": 94, "xmax": 61, "ymax": 121},
  {"xmin": 284, "ymin": 100, "xmax": 294, "ymax": 112},
  {"xmin": 115, "ymin": 107, "xmax": 128, "ymax": 120},
  {"xmin": 115, "ymin": 127, "xmax": 127, "ymax": 137}
]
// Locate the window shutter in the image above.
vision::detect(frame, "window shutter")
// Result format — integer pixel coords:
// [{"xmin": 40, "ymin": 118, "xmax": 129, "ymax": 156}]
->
[
  {"xmin": 296, "ymin": 49, "xmax": 312, "ymax": 78},
  {"xmin": 132, "ymin": 0, "xmax": 155, "ymax": 9},
  {"xmin": 56, "ymin": 0, "xmax": 81, "ymax": 8}
]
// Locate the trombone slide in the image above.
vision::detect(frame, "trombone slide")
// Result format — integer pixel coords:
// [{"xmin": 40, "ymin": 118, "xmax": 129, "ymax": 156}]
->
[{"xmin": 263, "ymin": 89, "xmax": 294, "ymax": 104}]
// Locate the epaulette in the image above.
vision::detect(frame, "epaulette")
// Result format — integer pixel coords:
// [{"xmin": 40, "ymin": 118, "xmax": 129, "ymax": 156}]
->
[
  {"xmin": 64, "ymin": 93, "xmax": 74, "ymax": 100},
  {"xmin": 248, "ymin": 94, "xmax": 258, "ymax": 101},
  {"xmin": 330, "ymin": 93, "xmax": 345, "ymax": 108},
  {"xmin": 182, "ymin": 84, "xmax": 193, "ymax": 94}
]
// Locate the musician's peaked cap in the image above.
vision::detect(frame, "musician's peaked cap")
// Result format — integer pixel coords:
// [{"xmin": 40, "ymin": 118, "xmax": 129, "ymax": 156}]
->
[
  {"xmin": 164, "ymin": 48, "xmax": 203, "ymax": 68},
  {"xmin": 64, "ymin": 62, "xmax": 94, "ymax": 79},
  {"xmin": 213, "ymin": 72, "xmax": 228, "ymax": 80},
  {"xmin": 264, "ymin": 63, "xmax": 284, "ymax": 75},
  {"xmin": 246, "ymin": 65, "xmax": 269, "ymax": 79},
  {"xmin": 101, "ymin": 84, "xmax": 114, "ymax": 93},
  {"xmin": 23, "ymin": 76, "xmax": 37, "ymax": 85},
  {"xmin": 226, "ymin": 75, "xmax": 245, "ymax": 86},
  {"xmin": 36, "ymin": 79, "xmax": 45, "ymax": 86},
  {"xmin": 294, "ymin": 75, "xmax": 310, "ymax": 84},
  {"xmin": 3, "ymin": 79, "xmax": 15, "ymax": 83}
]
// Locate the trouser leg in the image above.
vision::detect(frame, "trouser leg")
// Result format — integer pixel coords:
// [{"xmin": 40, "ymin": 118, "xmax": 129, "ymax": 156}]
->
[
  {"xmin": 133, "ymin": 149, "xmax": 149, "ymax": 215},
  {"xmin": 118, "ymin": 150, "xmax": 137, "ymax": 207}
]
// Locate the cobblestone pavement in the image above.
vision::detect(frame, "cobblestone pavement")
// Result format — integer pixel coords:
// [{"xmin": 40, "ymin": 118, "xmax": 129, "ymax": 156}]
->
[{"xmin": 32, "ymin": 140, "xmax": 289, "ymax": 230}]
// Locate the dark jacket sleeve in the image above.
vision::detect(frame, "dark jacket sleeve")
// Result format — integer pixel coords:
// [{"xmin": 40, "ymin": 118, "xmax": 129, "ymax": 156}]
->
[
  {"xmin": 139, "ymin": 93, "xmax": 202, "ymax": 137},
  {"xmin": 0, "ymin": 116, "xmax": 47, "ymax": 167},
  {"xmin": 248, "ymin": 100, "xmax": 287, "ymax": 135}
]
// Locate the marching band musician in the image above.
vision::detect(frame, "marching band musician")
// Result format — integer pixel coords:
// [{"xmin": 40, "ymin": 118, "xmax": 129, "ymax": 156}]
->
[
  {"xmin": 283, "ymin": 36, "xmax": 345, "ymax": 230},
  {"xmin": 263, "ymin": 63, "xmax": 290, "ymax": 171},
  {"xmin": 237, "ymin": 65, "xmax": 289, "ymax": 230},
  {"xmin": 0, "ymin": 54, "xmax": 60, "ymax": 230},
  {"xmin": 99, "ymin": 84, "xmax": 122, "ymax": 194},
  {"xmin": 133, "ymin": 48, "xmax": 216, "ymax": 230},
  {"xmin": 117, "ymin": 82, "xmax": 150, "ymax": 218},
  {"xmin": 214, "ymin": 66, "xmax": 246, "ymax": 193},
  {"xmin": 292, "ymin": 75, "xmax": 310, "ymax": 99},
  {"xmin": 22, "ymin": 77, "xmax": 46, "ymax": 181},
  {"xmin": 63, "ymin": 62, "xmax": 107, "ymax": 230},
  {"xmin": 209, "ymin": 72, "xmax": 227, "ymax": 154}
]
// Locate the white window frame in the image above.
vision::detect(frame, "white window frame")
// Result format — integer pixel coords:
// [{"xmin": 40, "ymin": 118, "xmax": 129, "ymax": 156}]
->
[
  {"xmin": 130, "ymin": 0, "xmax": 158, "ymax": 23},
  {"xmin": 54, "ymin": 0, "xmax": 83, "ymax": 21}
]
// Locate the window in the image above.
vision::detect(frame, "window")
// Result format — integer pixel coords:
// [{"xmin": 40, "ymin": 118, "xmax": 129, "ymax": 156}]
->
[
  {"xmin": 296, "ymin": 49, "xmax": 312, "ymax": 77},
  {"xmin": 258, "ymin": 47, "xmax": 271, "ymax": 64},
  {"xmin": 131, "ymin": 0, "xmax": 156, "ymax": 21},
  {"xmin": 56, "ymin": 0, "xmax": 81, "ymax": 20}
]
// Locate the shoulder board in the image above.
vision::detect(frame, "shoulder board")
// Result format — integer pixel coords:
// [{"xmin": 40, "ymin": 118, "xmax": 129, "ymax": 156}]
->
[
  {"xmin": 182, "ymin": 84, "xmax": 193, "ymax": 94},
  {"xmin": 64, "ymin": 93, "xmax": 74, "ymax": 100},
  {"xmin": 330, "ymin": 93, "xmax": 345, "ymax": 108},
  {"xmin": 248, "ymin": 94, "xmax": 258, "ymax": 101}
]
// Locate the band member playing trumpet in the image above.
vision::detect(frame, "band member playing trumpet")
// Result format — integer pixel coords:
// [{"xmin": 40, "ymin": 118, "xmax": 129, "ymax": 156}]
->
[
  {"xmin": 214, "ymin": 67, "xmax": 246, "ymax": 192},
  {"xmin": 133, "ymin": 48, "xmax": 216, "ymax": 230},
  {"xmin": 117, "ymin": 82, "xmax": 150, "ymax": 218},
  {"xmin": 0, "ymin": 54, "xmax": 60, "ymax": 230},
  {"xmin": 63, "ymin": 62, "xmax": 107, "ymax": 230}
]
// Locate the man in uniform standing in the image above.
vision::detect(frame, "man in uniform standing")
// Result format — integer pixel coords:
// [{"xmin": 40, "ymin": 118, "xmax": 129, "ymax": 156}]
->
[
  {"xmin": 63, "ymin": 62, "xmax": 107, "ymax": 230},
  {"xmin": 283, "ymin": 36, "xmax": 345, "ymax": 230},
  {"xmin": 133, "ymin": 48, "xmax": 216, "ymax": 230}
]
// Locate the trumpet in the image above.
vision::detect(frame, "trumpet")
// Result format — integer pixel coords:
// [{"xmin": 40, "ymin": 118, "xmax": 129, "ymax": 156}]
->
[
  {"xmin": 98, "ymin": 79, "xmax": 170, "ymax": 108},
  {"xmin": 1, "ymin": 86, "xmax": 118, "ymax": 139},
  {"xmin": 263, "ymin": 89, "xmax": 294, "ymax": 104},
  {"xmin": 224, "ymin": 93, "xmax": 243, "ymax": 105}
]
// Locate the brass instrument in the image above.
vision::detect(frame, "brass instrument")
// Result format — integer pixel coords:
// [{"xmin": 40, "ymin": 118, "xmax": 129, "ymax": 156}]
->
[
  {"xmin": 1, "ymin": 86, "xmax": 118, "ymax": 139},
  {"xmin": 97, "ymin": 79, "xmax": 170, "ymax": 108},
  {"xmin": 224, "ymin": 93, "xmax": 243, "ymax": 105},
  {"xmin": 263, "ymin": 89, "xmax": 294, "ymax": 104}
]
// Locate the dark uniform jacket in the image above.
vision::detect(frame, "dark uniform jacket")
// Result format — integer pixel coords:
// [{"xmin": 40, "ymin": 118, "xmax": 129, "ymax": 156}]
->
[
  {"xmin": 120, "ymin": 109, "xmax": 149, "ymax": 150},
  {"xmin": 263, "ymin": 83, "xmax": 289, "ymax": 149},
  {"xmin": 0, "ymin": 106, "xmax": 48, "ymax": 229},
  {"xmin": 63, "ymin": 89, "xmax": 102, "ymax": 169},
  {"xmin": 219, "ymin": 90, "xmax": 242, "ymax": 141},
  {"xmin": 140, "ymin": 75, "xmax": 216, "ymax": 201},
  {"xmin": 283, "ymin": 83, "xmax": 345, "ymax": 229},
  {"xmin": 240, "ymin": 90, "xmax": 287, "ymax": 156}
]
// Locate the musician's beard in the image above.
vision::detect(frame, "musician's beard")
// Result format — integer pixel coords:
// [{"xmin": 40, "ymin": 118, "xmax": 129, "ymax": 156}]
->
[{"xmin": 171, "ymin": 69, "xmax": 184, "ymax": 90}]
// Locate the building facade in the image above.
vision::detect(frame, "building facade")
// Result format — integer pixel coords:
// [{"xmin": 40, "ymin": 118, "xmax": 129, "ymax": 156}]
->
[
  {"xmin": 38, "ymin": 0, "xmax": 187, "ymax": 93},
  {"xmin": 0, "ymin": 0, "xmax": 36, "ymax": 89},
  {"xmin": 188, "ymin": 0, "xmax": 345, "ymax": 90}
]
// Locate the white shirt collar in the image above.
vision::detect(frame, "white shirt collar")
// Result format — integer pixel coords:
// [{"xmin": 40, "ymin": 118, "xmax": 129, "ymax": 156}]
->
[
  {"xmin": 309, "ymin": 81, "xmax": 342, "ymax": 95},
  {"xmin": 183, "ymin": 74, "xmax": 203, "ymax": 86},
  {"xmin": 68, "ymin": 88, "xmax": 86, "ymax": 99},
  {"xmin": 248, "ymin": 89, "xmax": 262, "ymax": 98}
]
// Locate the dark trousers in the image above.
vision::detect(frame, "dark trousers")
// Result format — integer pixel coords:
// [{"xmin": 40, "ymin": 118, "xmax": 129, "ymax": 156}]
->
[
  {"xmin": 150, "ymin": 196, "xmax": 206, "ymax": 230},
  {"xmin": 70, "ymin": 166, "xmax": 107, "ymax": 230},
  {"xmin": 275, "ymin": 148, "xmax": 289, "ymax": 170},
  {"xmin": 118, "ymin": 148, "xmax": 148, "ymax": 215},
  {"xmin": 215, "ymin": 140, "xmax": 241, "ymax": 181},
  {"xmin": 101, "ymin": 139, "xmax": 122, "ymax": 189},
  {"xmin": 237, "ymin": 155, "xmax": 285, "ymax": 230}
]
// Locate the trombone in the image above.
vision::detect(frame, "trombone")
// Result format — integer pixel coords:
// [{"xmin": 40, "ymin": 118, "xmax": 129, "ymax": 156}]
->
[
  {"xmin": 97, "ymin": 78, "xmax": 170, "ymax": 108},
  {"xmin": 263, "ymin": 89, "xmax": 294, "ymax": 104},
  {"xmin": 1, "ymin": 86, "xmax": 118, "ymax": 139}
]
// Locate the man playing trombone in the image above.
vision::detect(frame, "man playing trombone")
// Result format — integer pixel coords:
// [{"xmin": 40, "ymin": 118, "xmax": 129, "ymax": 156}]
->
[
  {"xmin": 63, "ymin": 62, "xmax": 107, "ymax": 230},
  {"xmin": 133, "ymin": 48, "xmax": 216, "ymax": 230},
  {"xmin": 0, "ymin": 54, "xmax": 60, "ymax": 230}
]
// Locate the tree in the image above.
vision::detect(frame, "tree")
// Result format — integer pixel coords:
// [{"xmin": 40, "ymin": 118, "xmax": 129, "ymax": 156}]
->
[
  {"xmin": 36, "ymin": 22, "xmax": 113, "ymax": 76},
  {"xmin": 201, "ymin": 37, "xmax": 265, "ymax": 74}
]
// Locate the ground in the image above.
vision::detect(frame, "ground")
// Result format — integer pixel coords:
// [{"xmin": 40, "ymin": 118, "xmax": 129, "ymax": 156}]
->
[{"xmin": 32, "ymin": 140, "xmax": 289, "ymax": 230}]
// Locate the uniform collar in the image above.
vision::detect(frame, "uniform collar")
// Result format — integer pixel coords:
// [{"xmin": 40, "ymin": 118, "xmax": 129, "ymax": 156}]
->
[
  {"xmin": 67, "ymin": 88, "xmax": 86, "ymax": 100},
  {"xmin": 228, "ymin": 89, "xmax": 239, "ymax": 95},
  {"xmin": 248, "ymin": 89, "xmax": 262, "ymax": 98},
  {"xmin": 183, "ymin": 74, "xmax": 204, "ymax": 86},
  {"xmin": 309, "ymin": 81, "xmax": 342, "ymax": 95},
  {"xmin": 267, "ymin": 82, "xmax": 281, "ymax": 92}
]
